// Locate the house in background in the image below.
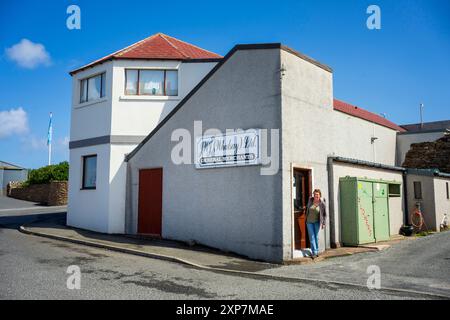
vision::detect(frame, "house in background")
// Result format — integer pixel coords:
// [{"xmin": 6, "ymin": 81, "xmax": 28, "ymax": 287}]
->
[
  {"xmin": 396, "ymin": 120, "xmax": 450, "ymax": 166},
  {"xmin": 67, "ymin": 33, "xmax": 221, "ymax": 234},
  {"xmin": 0, "ymin": 161, "xmax": 28, "ymax": 196}
]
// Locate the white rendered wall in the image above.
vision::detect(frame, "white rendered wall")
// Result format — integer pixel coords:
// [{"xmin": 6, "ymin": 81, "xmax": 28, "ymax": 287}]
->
[
  {"xmin": 107, "ymin": 144, "xmax": 137, "ymax": 233},
  {"xmin": 69, "ymin": 58, "xmax": 217, "ymax": 234},
  {"xmin": 110, "ymin": 60, "xmax": 217, "ymax": 136},
  {"xmin": 67, "ymin": 144, "xmax": 111, "ymax": 233},
  {"xmin": 433, "ymin": 177, "xmax": 450, "ymax": 231},
  {"xmin": 280, "ymin": 49, "xmax": 399, "ymax": 259},
  {"xmin": 70, "ymin": 61, "xmax": 113, "ymax": 141}
]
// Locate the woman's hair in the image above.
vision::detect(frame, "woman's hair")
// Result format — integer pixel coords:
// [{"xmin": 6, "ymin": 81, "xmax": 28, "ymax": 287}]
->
[{"xmin": 313, "ymin": 189, "xmax": 322, "ymax": 197}]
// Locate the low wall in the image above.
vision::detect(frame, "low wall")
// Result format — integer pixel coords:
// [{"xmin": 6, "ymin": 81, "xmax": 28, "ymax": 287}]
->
[{"xmin": 8, "ymin": 181, "xmax": 68, "ymax": 206}]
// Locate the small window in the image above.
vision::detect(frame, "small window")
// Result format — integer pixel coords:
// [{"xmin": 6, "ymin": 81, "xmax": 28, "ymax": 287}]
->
[
  {"xmin": 388, "ymin": 184, "xmax": 401, "ymax": 197},
  {"xmin": 446, "ymin": 182, "xmax": 449, "ymax": 200},
  {"xmin": 124, "ymin": 69, "xmax": 178, "ymax": 96},
  {"xmin": 82, "ymin": 155, "xmax": 97, "ymax": 189},
  {"xmin": 125, "ymin": 70, "xmax": 138, "ymax": 95},
  {"xmin": 80, "ymin": 73, "xmax": 105, "ymax": 103},
  {"xmin": 413, "ymin": 181, "xmax": 422, "ymax": 200},
  {"xmin": 165, "ymin": 70, "xmax": 178, "ymax": 96}
]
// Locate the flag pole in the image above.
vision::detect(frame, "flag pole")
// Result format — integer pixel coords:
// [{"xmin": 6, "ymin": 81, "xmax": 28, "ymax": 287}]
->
[{"xmin": 48, "ymin": 112, "xmax": 53, "ymax": 166}]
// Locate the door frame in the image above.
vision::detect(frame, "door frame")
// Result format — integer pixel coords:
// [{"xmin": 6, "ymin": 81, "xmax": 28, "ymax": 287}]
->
[
  {"xmin": 290, "ymin": 163, "xmax": 314, "ymax": 257},
  {"xmin": 137, "ymin": 167, "xmax": 163, "ymax": 238}
]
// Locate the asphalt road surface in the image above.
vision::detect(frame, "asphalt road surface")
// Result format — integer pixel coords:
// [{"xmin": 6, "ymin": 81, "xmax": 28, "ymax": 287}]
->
[{"xmin": 1, "ymin": 219, "xmax": 448, "ymax": 299}]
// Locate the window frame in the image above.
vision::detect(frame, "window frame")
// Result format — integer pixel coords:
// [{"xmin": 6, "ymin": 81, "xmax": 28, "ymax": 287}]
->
[
  {"xmin": 446, "ymin": 182, "xmax": 449, "ymax": 200},
  {"xmin": 81, "ymin": 154, "xmax": 97, "ymax": 190},
  {"xmin": 124, "ymin": 69, "xmax": 178, "ymax": 97},
  {"xmin": 413, "ymin": 181, "xmax": 422, "ymax": 200},
  {"xmin": 79, "ymin": 72, "xmax": 106, "ymax": 104}
]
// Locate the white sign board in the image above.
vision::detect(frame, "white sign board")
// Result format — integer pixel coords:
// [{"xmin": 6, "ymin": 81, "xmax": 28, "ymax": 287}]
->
[{"xmin": 195, "ymin": 129, "xmax": 261, "ymax": 169}]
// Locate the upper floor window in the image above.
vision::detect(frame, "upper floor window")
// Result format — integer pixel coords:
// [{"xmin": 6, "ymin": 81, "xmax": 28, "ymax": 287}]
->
[
  {"xmin": 80, "ymin": 73, "xmax": 105, "ymax": 103},
  {"xmin": 125, "ymin": 69, "xmax": 178, "ymax": 96}
]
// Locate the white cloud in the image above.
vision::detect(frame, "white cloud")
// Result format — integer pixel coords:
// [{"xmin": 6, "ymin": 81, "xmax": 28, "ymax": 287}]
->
[
  {"xmin": 57, "ymin": 136, "xmax": 69, "ymax": 148},
  {"xmin": 5, "ymin": 39, "xmax": 51, "ymax": 69},
  {"xmin": 29, "ymin": 136, "xmax": 47, "ymax": 150},
  {"xmin": 0, "ymin": 107, "xmax": 29, "ymax": 139}
]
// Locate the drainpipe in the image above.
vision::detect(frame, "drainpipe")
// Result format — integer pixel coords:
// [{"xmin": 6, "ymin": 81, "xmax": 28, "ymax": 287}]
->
[
  {"xmin": 327, "ymin": 157, "xmax": 338, "ymax": 248},
  {"xmin": 402, "ymin": 171, "xmax": 409, "ymax": 226}
]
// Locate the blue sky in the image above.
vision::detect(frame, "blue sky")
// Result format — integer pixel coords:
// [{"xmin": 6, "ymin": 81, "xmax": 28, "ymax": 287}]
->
[{"xmin": 0, "ymin": 0, "xmax": 449, "ymax": 169}]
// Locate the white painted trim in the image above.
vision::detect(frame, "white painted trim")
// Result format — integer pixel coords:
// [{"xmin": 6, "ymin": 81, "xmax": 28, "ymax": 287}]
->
[
  {"xmin": 289, "ymin": 163, "xmax": 315, "ymax": 259},
  {"xmin": 119, "ymin": 95, "xmax": 180, "ymax": 102},
  {"xmin": 74, "ymin": 98, "xmax": 108, "ymax": 109}
]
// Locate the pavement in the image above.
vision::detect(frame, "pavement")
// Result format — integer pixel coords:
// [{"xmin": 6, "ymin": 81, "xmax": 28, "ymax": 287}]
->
[{"xmin": 20, "ymin": 219, "xmax": 392, "ymax": 272}]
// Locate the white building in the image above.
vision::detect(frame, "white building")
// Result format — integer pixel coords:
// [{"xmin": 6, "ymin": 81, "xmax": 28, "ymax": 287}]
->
[
  {"xmin": 67, "ymin": 33, "xmax": 221, "ymax": 233},
  {"xmin": 68, "ymin": 36, "xmax": 450, "ymax": 263}
]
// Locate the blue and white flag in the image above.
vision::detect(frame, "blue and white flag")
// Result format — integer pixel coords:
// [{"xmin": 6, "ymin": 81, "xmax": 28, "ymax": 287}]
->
[{"xmin": 47, "ymin": 112, "xmax": 53, "ymax": 146}]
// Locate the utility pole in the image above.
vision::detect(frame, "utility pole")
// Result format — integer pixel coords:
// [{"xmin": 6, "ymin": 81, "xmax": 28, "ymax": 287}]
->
[{"xmin": 420, "ymin": 103, "xmax": 424, "ymax": 129}]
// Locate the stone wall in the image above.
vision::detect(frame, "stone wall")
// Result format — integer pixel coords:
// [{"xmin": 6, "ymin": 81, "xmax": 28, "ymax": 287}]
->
[
  {"xmin": 8, "ymin": 181, "xmax": 68, "ymax": 206},
  {"xmin": 403, "ymin": 134, "xmax": 450, "ymax": 173}
]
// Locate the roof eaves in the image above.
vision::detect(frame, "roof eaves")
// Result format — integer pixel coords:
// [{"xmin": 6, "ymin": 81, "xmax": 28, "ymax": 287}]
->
[{"xmin": 280, "ymin": 45, "xmax": 332, "ymax": 73}]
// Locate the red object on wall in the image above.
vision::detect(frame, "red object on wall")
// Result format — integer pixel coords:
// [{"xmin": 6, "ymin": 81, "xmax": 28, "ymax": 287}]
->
[{"xmin": 138, "ymin": 168, "xmax": 163, "ymax": 236}]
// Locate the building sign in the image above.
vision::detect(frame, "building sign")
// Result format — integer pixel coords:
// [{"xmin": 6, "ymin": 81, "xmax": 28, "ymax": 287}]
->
[{"xmin": 195, "ymin": 129, "xmax": 261, "ymax": 169}]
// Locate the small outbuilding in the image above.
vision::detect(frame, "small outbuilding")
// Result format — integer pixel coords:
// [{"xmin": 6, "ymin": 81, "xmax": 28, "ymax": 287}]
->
[
  {"xmin": 405, "ymin": 169, "xmax": 450, "ymax": 232},
  {"xmin": 0, "ymin": 161, "xmax": 28, "ymax": 196}
]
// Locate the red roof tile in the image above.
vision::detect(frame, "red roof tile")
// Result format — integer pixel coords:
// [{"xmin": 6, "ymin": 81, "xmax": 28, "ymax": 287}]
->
[
  {"xmin": 70, "ymin": 33, "xmax": 222, "ymax": 75},
  {"xmin": 334, "ymin": 99, "xmax": 406, "ymax": 132}
]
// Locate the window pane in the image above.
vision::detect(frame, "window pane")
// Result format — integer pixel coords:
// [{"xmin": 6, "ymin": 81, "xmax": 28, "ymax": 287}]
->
[
  {"xmin": 88, "ymin": 75, "xmax": 102, "ymax": 101},
  {"xmin": 414, "ymin": 181, "xmax": 422, "ymax": 199},
  {"xmin": 125, "ymin": 70, "xmax": 138, "ymax": 95},
  {"xmin": 139, "ymin": 70, "xmax": 164, "ymax": 95},
  {"xmin": 101, "ymin": 73, "xmax": 106, "ymax": 98},
  {"xmin": 165, "ymin": 70, "xmax": 178, "ymax": 96},
  {"xmin": 80, "ymin": 79, "xmax": 87, "ymax": 103},
  {"xmin": 83, "ymin": 156, "xmax": 97, "ymax": 189}
]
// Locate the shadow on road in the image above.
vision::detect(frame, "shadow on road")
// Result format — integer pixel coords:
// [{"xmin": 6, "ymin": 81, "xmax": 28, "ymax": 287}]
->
[{"xmin": 0, "ymin": 212, "xmax": 66, "ymax": 229}]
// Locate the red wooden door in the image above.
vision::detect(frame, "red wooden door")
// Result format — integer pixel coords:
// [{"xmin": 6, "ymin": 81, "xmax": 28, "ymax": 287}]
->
[{"xmin": 138, "ymin": 168, "xmax": 163, "ymax": 236}]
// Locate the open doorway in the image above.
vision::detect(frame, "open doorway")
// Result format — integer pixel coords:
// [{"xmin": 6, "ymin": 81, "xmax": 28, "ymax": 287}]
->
[{"xmin": 293, "ymin": 168, "xmax": 312, "ymax": 253}]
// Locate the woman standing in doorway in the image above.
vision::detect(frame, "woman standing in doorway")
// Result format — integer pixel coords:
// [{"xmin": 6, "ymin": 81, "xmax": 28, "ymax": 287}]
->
[{"xmin": 306, "ymin": 189, "xmax": 327, "ymax": 259}]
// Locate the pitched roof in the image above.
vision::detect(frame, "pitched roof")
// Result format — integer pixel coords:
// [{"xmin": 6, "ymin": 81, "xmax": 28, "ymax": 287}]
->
[
  {"xmin": 70, "ymin": 33, "xmax": 222, "ymax": 75},
  {"xmin": 400, "ymin": 120, "xmax": 450, "ymax": 132},
  {"xmin": 0, "ymin": 160, "xmax": 25, "ymax": 170},
  {"xmin": 333, "ymin": 99, "xmax": 406, "ymax": 132}
]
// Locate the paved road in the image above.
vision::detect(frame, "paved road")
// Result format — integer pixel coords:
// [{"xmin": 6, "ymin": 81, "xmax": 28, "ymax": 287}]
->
[
  {"xmin": 0, "ymin": 217, "xmax": 445, "ymax": 299},
  {"xmin": 0, "ymin": 195, "xmax": 66, "ymax": 218},
  {"xmin": 260, "ymin": 232, "xmax": 450, "ymax": 297}
]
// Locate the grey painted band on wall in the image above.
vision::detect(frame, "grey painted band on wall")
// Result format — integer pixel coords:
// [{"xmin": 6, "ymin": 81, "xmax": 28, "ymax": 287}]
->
[{"xmin": 69, "ymin": 135, "xmax": 147, "ymax": 149}]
